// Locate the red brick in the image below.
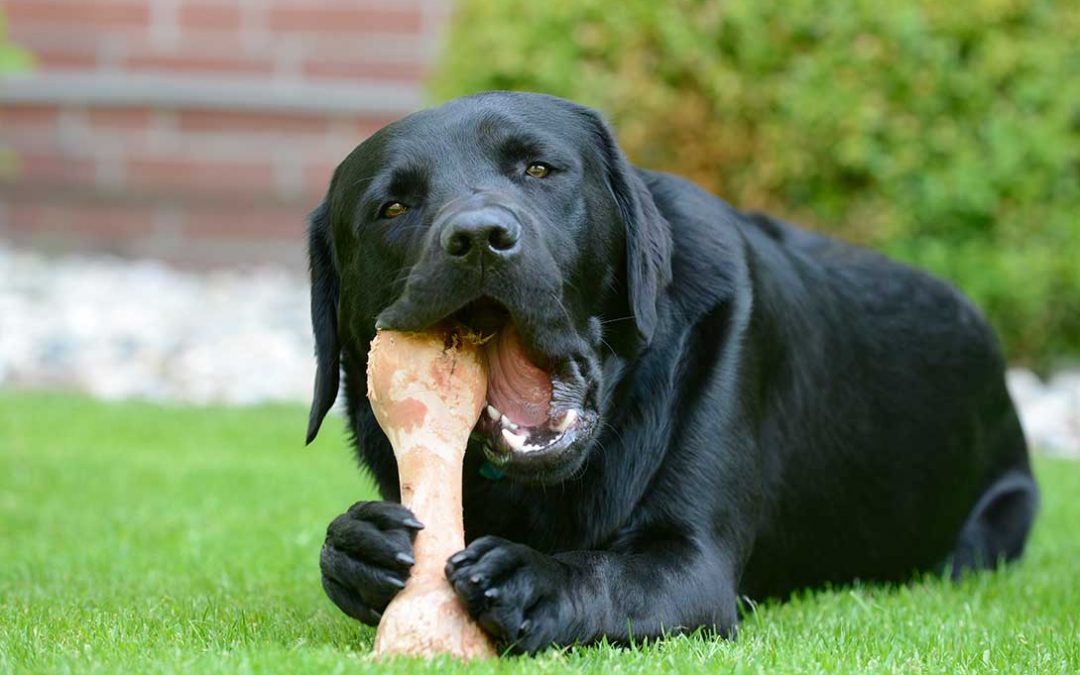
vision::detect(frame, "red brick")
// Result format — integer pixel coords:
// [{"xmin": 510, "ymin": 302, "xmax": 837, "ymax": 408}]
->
[
  {"xmin": 303, "ymin": 161, "xmax": 337, "ymax": 199},
  {"xmin": 267, "ymin": 5, "xmax": 422, "ymax": 35},
  {"xmin": 126, "ymin": 157, "xmax": 277, "ymax": 196},
  {"xmin": 125, "ymin": 52, "xmax": 274, "ymax": 76},
  {"xmin": 156, "ymin": 238, "xmax": 306, "ymax": 269},
  {"xmin": 0, "ymin": 105, "xmax": 62, "ymax": 134},
  {"xmin": 1, "ymin": 30, "xmax": 101, "ymax": 66},
  {"xmin": 85, "ymin": 108, "xmax": 156, "ymax": 132},
  {"xmin": 3, "ymin": 153, "xmax": 98, "ymax": 187},
  {"xmin": 11, "ymin": 201, "xmax": 155, "ymax": 238},
  {"xmin": 3, "ymin": 202, "xmax": 40, "ymax": 234},
  {"xmin": 35, "ymin": 51, "xmax": 99, "ymax": 70},
  {"xmin": 178, "ymin": 109, "xmax": 331, "ymax": 136},
  {"xmin": 182, "ymin": 203, "xmax": 309, "ymax": 238},
  {"xmin": 356, "ymin": 119, "xmax": 394, "ymax": 139},
  {"xmin": 302, "ymin": 58, "xmax": 424, "ymax": 82},
  {"xmin": 82, "ymin": 109, "xmax": 158, "ymax": 152},
  {"xmin": 5, "ymin": 0, "xmax": 150, "ymax": 30},
  {"xmin": 61, "ymin": 202, "xmax": 156, "ymax": 238},
  {"xmin": 178, "ymin": 2, "xmax": 244, "ymax": 31}
]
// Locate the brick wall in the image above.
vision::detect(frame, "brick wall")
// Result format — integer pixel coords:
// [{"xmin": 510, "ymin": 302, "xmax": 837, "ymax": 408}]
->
[{"xmin": 0, "ymin": 0, "xmax": 451, "ymax": 268}]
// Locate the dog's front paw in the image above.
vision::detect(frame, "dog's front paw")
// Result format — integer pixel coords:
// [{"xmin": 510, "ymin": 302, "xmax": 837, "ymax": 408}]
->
[
  {"xmin": 320, "ymin": 500, "xmax": 422, "ymax": 626},
  {"xmin": 445, "ymin": 536, "xmax": 567, "ymax": 654}
]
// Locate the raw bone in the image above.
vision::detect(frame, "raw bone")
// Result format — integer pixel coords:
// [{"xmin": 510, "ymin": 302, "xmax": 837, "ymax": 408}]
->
[{"xmin": 366, "ymin": 329, "xmax": 496, "ymax": 659}]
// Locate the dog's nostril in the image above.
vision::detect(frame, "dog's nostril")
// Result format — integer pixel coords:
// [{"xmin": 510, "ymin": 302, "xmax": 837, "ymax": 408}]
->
[
  {"xmin": 442, "ymin": 215, "xmax": 520, "ymax": 260},
  {"xmin": 488, "ymin": 226, "xmax": 517, "ymax": 251},
  {"xmin": 446, "ymin": 232, "xmax": 473, "ymax": 257}
]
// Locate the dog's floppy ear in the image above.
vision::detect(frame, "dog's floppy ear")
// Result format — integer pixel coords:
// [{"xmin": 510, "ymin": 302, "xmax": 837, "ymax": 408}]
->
[
  {"xmin": 584, "ymin": 111, "xmax": 673, "ymax": 341},
  {"xmin": 306, "ymin": 200, "xmax": 340, "ymax": 444}
]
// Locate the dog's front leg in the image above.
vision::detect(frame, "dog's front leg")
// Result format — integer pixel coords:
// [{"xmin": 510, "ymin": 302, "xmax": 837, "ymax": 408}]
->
[{"xmin": 445, "ymin": 534, "xmax": 739, "ymax": 654}]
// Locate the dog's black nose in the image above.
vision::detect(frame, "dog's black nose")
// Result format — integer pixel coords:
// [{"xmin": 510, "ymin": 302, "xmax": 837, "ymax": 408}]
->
[{"xmin": 440, "ymin": 209, "xmax": 520, "ymax": 260}]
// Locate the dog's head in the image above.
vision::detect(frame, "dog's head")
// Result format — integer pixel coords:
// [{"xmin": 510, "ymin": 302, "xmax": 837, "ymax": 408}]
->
[{"xmin": 306, "ymin": 92, "xmax": 672, "ymax": 483}]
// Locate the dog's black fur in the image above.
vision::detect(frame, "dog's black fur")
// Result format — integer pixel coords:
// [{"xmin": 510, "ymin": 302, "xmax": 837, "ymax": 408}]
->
[{"xmin": 307, "ymin": 92, "xmax": 1038, "ymax": 653}]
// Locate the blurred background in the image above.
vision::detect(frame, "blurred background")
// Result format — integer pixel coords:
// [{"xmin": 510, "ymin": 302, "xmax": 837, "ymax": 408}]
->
[
  {"xmin": 0, "ymin": 0, "xmax": 1077, "ymax": 454},
  {"xmin": 0, "ymin": 0, "xmax": 448, "ymax": 268}
]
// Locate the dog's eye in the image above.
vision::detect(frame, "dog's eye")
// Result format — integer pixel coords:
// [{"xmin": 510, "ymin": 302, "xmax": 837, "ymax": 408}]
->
[
  {"xmin": 380, "ymin": 202, "xmax": 409, "ymax": 219},
  {"xmin": 525, "ymin": 163, "xmax": 552, "ymax": 179}
]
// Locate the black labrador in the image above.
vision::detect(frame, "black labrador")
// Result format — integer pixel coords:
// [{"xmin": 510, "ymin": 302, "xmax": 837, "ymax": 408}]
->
[{"xmin": 306, "ymin": 91, "xmax": 1038, "ymax": 653}]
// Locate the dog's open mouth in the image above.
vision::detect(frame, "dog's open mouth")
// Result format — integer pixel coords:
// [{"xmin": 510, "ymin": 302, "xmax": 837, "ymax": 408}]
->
[
  {"xmin": 452, "ymin": 298, "xmax": 590, "ymax": 467},
  {"xmin": 481, "ymin": 326, "xmax": 581, "ymax": 453}
]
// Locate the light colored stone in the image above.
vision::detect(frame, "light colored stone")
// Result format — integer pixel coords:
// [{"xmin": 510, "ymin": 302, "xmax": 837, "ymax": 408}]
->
[
  {"xmin": 1007, "ymin": 368, "xmax": 1080, "ymax": 458},
  {"xmin": 0, "ymin": 244, "xmax": 315, "ymax": 406}
]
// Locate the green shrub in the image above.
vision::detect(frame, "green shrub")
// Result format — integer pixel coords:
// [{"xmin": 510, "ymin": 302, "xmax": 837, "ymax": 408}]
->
[
  {"xmin": 433, "ymin": 0, "xmax": 1080, "ymax": 366},
  {"xmin": 0, "ymin": 11, "xmax": 31, "ymax": 72},
  {"xmin": 0, "ymin": 11, "xmax": 32, "ymax": 179}
]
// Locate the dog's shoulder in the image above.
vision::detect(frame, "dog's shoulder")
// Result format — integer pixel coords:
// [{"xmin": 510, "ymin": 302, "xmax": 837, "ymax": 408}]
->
[
  {"xmin": 637, "ymin": 168, "xmax": 744, "ymax": 233},
  {"xmin": 738, "ymin": 203, "xmax": 1002, "ymax": 378},
  {"xmin": 635, "ymin": 168, "xmax": 749, "ymax": 306},
  {"xmin": 638, "ymin": 170, "xmax": 997, "ymax": 362}
]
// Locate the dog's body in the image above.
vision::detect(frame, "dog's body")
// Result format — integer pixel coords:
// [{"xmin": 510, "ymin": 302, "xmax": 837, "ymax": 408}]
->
[{"xmin": 307, "ymin": 92, "xmax": 1037, "ymax": 653}]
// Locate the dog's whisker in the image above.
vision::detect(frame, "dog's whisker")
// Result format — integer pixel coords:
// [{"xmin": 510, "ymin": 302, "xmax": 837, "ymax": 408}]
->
[{"xmin": 598, "ymin": 337, "xmax": 617, "ymax": 358}]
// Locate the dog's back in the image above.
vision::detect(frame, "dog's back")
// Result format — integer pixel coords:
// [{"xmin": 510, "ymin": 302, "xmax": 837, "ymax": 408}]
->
[{"xmin": 648, "ymin": 176, "xmax": 1036, "ymax": 597}]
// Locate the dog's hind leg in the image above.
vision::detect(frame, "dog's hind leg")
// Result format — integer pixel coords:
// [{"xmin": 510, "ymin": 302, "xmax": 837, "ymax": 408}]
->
[{"xmin": 945, "ymin": 468, "xmax": 1039, "ymax": 578}]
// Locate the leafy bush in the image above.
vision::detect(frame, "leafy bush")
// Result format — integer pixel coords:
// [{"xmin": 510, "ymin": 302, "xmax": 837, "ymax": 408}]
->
[
  {"xmin": 433, "ymin": 0, "xmax": 1080, "ymax": 366},
  {"xmin": 0, "ymin": 11, "xmax": 32, "ymax": 179},
  {"xmin": 0, "ymin": 11, "xmax": 31, "ymax": 72}
]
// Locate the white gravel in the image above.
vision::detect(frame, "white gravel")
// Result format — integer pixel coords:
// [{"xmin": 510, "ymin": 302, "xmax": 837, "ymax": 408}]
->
[
  {"xmin": 0, "ymin": 245, "xmax": 314, "ymax": 406},
  {"xmin": 1, "ymin": 244, "xmax": 1077, "ymax": 458},
  {"xmin": 1005, "ymin": 368, "xmax": 1080, "ymax": 459}
]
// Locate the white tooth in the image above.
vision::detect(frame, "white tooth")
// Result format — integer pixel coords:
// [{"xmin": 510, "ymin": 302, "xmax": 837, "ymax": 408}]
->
[
  {"xmin": 500, "ymin": 415, "xmax": 519, "ymax": 430},
  {"xmin": 522, "ymin": 443, "xmax": 545, "ymax": 454},
  {"xmin": 552, "ymin": 409, "xmax": 578, "ymax": 433},
  {"xmin": 486, "ymin": 405, "xmax": 501, "ymax": 421},
  {"xmin": 501, "ymin": 428, "xmax": 527, "ymax": 450}
]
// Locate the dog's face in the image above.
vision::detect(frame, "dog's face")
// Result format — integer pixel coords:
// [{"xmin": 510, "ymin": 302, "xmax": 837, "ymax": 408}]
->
[{"xmin": 306, "ymin": 92, "xmax": 672, "ymax": 483}]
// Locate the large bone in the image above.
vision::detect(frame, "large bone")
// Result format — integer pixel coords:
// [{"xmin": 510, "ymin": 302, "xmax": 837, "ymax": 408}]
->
[{"xmin": 366, "ymin": 329, "xmax": 496, "ymax": 659}]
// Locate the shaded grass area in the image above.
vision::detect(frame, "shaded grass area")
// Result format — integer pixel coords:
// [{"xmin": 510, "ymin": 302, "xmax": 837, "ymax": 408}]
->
[{"xmin": 1, "ymin": 392, "xmax": 1077, "ymax": 673}]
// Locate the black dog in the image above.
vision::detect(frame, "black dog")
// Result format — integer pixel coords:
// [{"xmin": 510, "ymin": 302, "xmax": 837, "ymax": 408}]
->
[{"xmin": 306, "ymin": 92, "xmax": 1038, "ymax": 653}]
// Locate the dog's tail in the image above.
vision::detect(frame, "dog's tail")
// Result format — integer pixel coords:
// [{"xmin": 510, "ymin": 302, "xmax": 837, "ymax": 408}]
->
[{"xmin": 946, "ymin": 468, "xmax": 1040, "ymax": 578}]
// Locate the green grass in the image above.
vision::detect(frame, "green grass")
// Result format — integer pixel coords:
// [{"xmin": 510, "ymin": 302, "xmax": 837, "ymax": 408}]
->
[{"xmin": 1, "ymin": 392, "xmax": 1077, "ymax": 673}]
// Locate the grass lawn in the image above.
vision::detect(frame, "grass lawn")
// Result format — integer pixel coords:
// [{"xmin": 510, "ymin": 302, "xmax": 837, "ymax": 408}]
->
[{"xmin": 1, "ymin": 392, "xmax": 1078, "ymax": 673}]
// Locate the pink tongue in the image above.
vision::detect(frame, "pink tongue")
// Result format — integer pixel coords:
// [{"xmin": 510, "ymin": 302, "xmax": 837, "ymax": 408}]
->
[{"xmin": 485, "ymin": 326, "xmax": 552, "ymax": 427}]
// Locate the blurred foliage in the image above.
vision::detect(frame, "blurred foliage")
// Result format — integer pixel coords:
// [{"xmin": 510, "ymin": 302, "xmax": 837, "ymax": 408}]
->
[
  {"xmin": 0, "ymin": 10, "xmax": 32, "ymax": 180},
  {"xmin": 0, "ymin": 11, "xmax": 32, "ymax": 72},
  {"xmin": 434, "ymin": 0, "xmax": 1080, "ymax": 366}
]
